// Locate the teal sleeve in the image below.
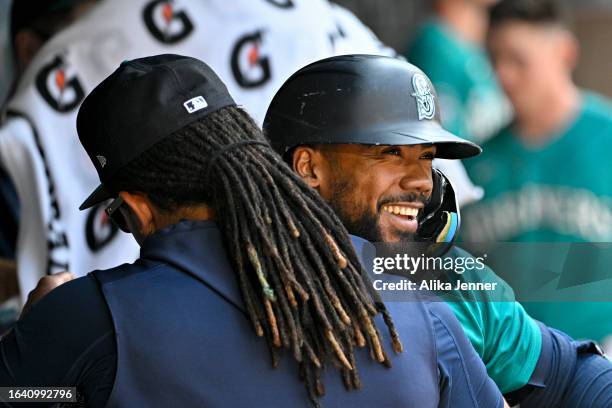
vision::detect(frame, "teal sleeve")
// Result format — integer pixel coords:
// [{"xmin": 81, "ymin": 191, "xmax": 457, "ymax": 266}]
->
[{"xmin": 443, "ymin": 248, "xmax": 542, "ymax": 393}]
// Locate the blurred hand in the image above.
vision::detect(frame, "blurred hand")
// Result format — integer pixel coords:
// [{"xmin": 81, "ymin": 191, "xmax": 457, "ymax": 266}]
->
[{"xmin": 20, "ymin": 271, "xmax": 75, "ymax": 318}]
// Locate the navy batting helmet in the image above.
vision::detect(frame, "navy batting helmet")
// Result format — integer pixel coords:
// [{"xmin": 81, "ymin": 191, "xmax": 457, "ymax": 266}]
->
[{"xmin": 263, "ymin": 54, "xmax": 481, "ymax": 160}]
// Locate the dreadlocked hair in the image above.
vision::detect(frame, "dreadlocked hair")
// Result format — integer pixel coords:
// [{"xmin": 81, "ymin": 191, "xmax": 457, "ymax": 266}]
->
[{"xmin": 108, "ymin": 105, "xmax": 403, "ymax": 407}]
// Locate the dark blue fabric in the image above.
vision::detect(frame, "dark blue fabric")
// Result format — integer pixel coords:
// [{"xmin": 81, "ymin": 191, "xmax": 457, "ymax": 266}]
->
[
  {"xmin": 0, "ymin": 221, "xmax": 504, "ymax": 407},
  {"xmin": 564, "ymin": 345, "xmax": 612, "ymax": 407},
  {"xmin": 517, "ymin": 321, "xmax": 612, "ymax": 407},
  {"xmin": 0, "ymin": 274, "xmax": 115, "ymax": 407},
  {"xmin": 429, "ymin": 302, "xmax": 503, "ymax": 408},
  {"xmin": 96, "ymin": 221, "xmax": 502, "ymax": 407}
]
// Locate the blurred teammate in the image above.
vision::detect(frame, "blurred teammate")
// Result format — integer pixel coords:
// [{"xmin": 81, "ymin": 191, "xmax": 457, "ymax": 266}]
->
[
  {"xmin": 406, "ymin": 0, "xmax": 511, "ymax": 205},
  {"xmin": 1, "ymin": 0, "xmax": 394, "ymax": 307},
  {"xmin": 462, "ymin": 0, "xmax": 612, "ymax": 346},
  {"xmin": 0, "ymin": 54, "xmax": 506, "ymax": 408},
  {"xmin": 407, "ymin": 0, "xmax": 511, "ymax": 143},
  {"xmin": 0, "ymin": 0, "xmax": 99, "ymax": 331},
  {"xmin": 265, "ymin": 54, "xmax": 612, "ymax": 407}
]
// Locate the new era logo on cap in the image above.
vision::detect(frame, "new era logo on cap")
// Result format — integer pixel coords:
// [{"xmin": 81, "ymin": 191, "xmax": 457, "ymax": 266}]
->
[
  {"xmin": 183, "ymin": 95, "xmax": 208, "ymax": 113},
  {"xmin": 96, "ymin": 155, "xmax": 107, "ymax": 168}
]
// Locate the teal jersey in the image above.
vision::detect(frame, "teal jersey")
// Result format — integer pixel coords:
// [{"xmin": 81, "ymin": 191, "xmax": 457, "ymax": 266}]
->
[
  {"xmin": 462, "ymin": 92, "xmax": 612, "ymax": 341},
  {"xmin": 441, "ymin": 247, "xmax": 542, "ymax": 393},
  {"xmin": 407, "ymin": 19, "xmax": 511, "ymax": 143}
]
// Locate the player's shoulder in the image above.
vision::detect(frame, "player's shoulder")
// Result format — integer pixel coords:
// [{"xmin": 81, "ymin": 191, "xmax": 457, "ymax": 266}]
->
[
  {"xmin": 463, "ymin": 127, "xmax": 514, "ymax": 186},
  {"xmin": 580, "ymin": 91, "xmax": 612, "ymax": 128},
  {"xmin": 465, "ymin": 125, "xmax": 514, "ymax": 173},
  {"xmin": 408, "ymin": 19, "xmax": 465, "ymax": 68},
  {"xmin": 409, "ymin": 19, "xmax": 442, "ymax": 46},
  {"xmin": 90, "ymin": 258, "xmax": 164, "ymax": 286},
  {"xmin": 479, "ymin": 124, "xmax": 515, "ymax": 153},
  {"xmin": 410, "ymin": 19, "xmax": 453, "ymax": 49},
  {"xmin": 18, "ymin": 273, "xmax": 114, "ymax": 343},
  {"xmin": 583, "ymin": 90, "xmax": 612, "ymax": 114},
  {"xmin": 28, "ymin": 274, "xmax": 106, "ymax": 316},
  {"xmin": 571, "ymin": 92, "xmax": 612, "ymax": 153}
]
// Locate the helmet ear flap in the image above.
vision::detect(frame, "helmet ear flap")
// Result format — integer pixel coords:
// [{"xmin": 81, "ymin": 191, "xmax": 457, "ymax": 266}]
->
[{"xmin": 416, "ymin": 169, "xmax": 461, "ymax": 248}]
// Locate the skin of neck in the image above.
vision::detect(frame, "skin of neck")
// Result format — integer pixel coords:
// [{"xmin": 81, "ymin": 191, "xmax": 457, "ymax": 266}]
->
[
  {"xmin": 435, "ymin": 0, "xmax": 490, "ymax": 45},
  {"xmin": 118, "ymin": 191, "xmax": 215, "ymax": 245},
  {"xmin": 515, "ymin": 79, "xmax": 581, "ymax": 143},
  {"xmin": 153, "ymin": 205, "xmax": 216, "ymax": 231}
]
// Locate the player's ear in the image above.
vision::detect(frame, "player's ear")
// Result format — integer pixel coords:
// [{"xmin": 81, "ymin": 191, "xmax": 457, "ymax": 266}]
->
[
  {"xmin": 292, "ymin": 146, "xmax": 322, "ymax": 190},
  {"xmin": 118, "ymin": 191, "xmax": 155, "ymax": 236}
]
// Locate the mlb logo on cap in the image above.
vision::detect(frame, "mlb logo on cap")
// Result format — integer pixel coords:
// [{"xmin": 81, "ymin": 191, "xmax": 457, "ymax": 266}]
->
[
  {"xmin": 184, "ymin": 96, "xmax": 208, "ymax": 113},
  {"xmin": 76, "ymin": 54, "xmax": 236, "ymax": 211}
]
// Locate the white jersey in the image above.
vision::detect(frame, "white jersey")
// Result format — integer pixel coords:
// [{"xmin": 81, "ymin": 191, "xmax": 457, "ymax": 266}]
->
[{"xmin": 0, "ymin": 0, "xmax": 395, "ymax": 302}]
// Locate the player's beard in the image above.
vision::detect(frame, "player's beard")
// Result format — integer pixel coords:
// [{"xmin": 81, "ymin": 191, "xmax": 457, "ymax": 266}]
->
[{"xmin": 326, "ymin": 177, "xmax": 418, "ymax": 243}]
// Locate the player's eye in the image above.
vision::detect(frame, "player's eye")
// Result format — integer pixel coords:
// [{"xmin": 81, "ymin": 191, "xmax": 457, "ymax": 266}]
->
[
  {"xmin": 381, "ymin": 147, "xmax": 402, "ymax": 156},
  {"xmin": 421, "ymin": 151, "xmax": 435, "ymax": 160}
]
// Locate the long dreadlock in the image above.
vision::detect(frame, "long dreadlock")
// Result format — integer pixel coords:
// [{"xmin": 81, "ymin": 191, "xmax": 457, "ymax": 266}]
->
[{"xmin": 108, "ymin": 105, "xmax": 403, "ymax": 406}]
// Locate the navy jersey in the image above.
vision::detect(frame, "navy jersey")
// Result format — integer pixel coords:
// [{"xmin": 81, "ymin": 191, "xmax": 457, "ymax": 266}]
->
[{"xmin": 0, "ymin": 221, "xmax": 503, "ymax": 407}]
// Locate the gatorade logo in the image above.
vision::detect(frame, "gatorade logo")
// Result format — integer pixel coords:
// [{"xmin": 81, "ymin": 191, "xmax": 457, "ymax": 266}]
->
[
  {"xmin": 264, "ymin": 0, "xmax": 294, "ymax": 8},
  {"xmin": 35, "ymin": 55, "xmax": 85, "ymax": 113},
  {"xmin": 143, "ymin": 0, "xmax": 194, "ymax": 44},
  {"xmin": 230, "ymin": 30, "xmax": 271, "ymax": 89},
  {"xmin": 85, "ymin": 203, "xmax": 119, "ymax": 252}
]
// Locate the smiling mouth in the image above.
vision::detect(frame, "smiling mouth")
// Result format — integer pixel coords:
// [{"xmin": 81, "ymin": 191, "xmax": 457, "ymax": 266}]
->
[{"xmin": 381, "ymin": 204, "xmax": 420, "ymax": 221}]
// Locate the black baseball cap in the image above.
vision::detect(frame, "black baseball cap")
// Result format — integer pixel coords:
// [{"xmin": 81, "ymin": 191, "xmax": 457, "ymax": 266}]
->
[{"xmin": 77, "ymin": 54, "xmax": 236, "ymax": 210}]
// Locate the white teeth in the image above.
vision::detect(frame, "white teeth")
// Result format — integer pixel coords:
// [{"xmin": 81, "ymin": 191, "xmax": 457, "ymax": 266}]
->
[{"xmin": 382, "ymin": 205, "xmax": 419, "ymax": 217}]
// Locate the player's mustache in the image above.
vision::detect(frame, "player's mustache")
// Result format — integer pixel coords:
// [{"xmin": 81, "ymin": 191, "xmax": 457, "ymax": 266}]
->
[{"xmin": 377, "ymin": 192, "xmax": 429, "ymax": 212}]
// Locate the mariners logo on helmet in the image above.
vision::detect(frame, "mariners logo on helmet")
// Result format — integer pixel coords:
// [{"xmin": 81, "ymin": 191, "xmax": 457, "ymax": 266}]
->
[
  {"xmin": 411, "ymin": 73, "xmax": 435, "ymax": 120},
  {"xmin": 265, "ymin": 55, "xmax": 481, "ymax": 160}
]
